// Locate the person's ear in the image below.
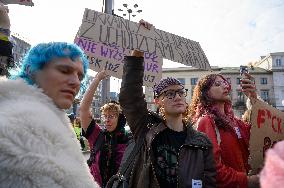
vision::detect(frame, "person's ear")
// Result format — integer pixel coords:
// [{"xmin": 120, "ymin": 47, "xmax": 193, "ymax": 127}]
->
[{"xmin": 154, "ymin": 97, "xmax": 164, "ymax": 108}]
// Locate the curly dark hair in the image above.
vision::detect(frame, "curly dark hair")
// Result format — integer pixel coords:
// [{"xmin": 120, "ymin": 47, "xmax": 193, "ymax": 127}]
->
[{"xmin": 189, "ymin": 74, "xmax": 234, "ymax": 124}]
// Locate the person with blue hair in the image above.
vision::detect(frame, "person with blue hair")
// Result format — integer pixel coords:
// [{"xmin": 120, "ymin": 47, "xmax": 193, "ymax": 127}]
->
[{"xmin": 0, "ymin": 42, "xmax": 99, "ymax": 187}]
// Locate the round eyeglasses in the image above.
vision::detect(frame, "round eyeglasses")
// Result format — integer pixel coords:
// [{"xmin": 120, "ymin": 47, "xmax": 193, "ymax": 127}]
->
[
  {"xmin": 160, "ymin": 89, "xmax": 188, "ymax": 99},
  {"xmin": 101, "ymin": 114, "xmax": 117, "ymax": 120}
]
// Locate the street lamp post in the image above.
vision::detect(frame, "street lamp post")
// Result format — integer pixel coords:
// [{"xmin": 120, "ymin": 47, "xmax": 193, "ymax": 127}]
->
[
  {"xmin": 118, "ymin": 3, "xmax": 142, "ymax": 21},
  {"xmin": 100, "ymin": 0, "xmax": 113, "ymax": 105}
]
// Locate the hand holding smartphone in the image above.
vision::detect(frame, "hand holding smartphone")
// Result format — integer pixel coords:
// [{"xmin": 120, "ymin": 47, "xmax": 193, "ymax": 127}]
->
[
  {"xmin": 240, "ymin": 65, "xmax": 257, "ymax": 99},
  {"xmin": 240, "ymin": 65, "xmax": 249, "ymax": 77}
]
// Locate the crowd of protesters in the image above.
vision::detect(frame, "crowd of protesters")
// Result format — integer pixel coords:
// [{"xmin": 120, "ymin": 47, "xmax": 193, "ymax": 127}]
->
[{"xmin": 1, "ymin": 3, "xmax": 283, "ymax": 188}]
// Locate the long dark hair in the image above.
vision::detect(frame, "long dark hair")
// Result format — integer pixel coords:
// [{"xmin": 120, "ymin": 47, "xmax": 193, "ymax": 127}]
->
[{"xmin": 189, "ymin": 74, "xmax": 234, "ymax": 129}]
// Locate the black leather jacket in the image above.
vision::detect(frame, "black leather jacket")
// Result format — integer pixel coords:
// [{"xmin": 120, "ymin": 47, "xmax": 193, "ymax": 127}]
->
[{"xmin": 119, "ymin": 56, "xmax": 216, "ymax": 188}]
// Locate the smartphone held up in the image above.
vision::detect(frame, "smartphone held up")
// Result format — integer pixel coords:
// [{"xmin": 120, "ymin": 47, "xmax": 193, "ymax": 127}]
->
[{"xmin": 240, "ymin": 65, "xmax": 249, "ymax": 76}]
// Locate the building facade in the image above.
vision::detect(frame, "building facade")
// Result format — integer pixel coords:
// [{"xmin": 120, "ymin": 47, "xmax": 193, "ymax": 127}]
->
[
  {"xmin": 255, "ymin": 52, "xmax": 284, "ymax": 111},
  {"xmin": 12, "ymin": 35, "xmax": 31, "ymax": 66},
  {"xmin": 110, "ymin": 91, "xmax": 119, "ymax": 102}
]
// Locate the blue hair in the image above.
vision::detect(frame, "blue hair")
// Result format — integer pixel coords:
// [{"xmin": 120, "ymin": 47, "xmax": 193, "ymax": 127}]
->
[{"xmin": 16, "ymin": 42, "xmax": 89, "ymax": 84}]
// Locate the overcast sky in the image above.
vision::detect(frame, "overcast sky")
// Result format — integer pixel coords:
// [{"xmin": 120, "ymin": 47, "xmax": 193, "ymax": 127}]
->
[
  {"xmin": 8, "ymin": 0, "xmax": 284, "ymax": 66},
  {"xmin": 7, "ymin": 0, "xmax": 284, "ymax": 91}
]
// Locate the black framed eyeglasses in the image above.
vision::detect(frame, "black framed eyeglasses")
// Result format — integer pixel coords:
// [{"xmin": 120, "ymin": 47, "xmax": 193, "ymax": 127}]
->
[{"xmin": 159, "ymin": 89, "xmax": 188, "ymax": 99}]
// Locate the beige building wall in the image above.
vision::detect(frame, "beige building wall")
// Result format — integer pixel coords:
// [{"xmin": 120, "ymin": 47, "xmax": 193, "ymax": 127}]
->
[{"xmin": 255, "ymin": 52, "xmax": 284, "ymax": 111}]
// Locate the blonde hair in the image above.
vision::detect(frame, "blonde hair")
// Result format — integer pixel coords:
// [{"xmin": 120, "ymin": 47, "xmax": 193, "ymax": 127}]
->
[{"xmin": 100, "ymin": 102, "xmax": 121, "ymax": 116}]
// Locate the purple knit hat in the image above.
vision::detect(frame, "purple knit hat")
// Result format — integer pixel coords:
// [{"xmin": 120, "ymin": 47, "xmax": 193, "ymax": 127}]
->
[{"xmin": 153, "ymin": 77, "xmax": 184, "ymax": 97}]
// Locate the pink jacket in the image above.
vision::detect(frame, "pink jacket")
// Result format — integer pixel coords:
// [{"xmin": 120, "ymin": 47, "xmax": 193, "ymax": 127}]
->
[
  {"xmin": 260, "ymin": 140, "xmax": 284, "ymax": 188},
  {"xmin": 84, "ymin": 119, "xmax": 128, "ymax": 187}
]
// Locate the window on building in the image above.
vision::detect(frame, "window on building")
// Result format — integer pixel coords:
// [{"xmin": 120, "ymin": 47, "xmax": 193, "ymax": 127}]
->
[
  {"xmin": 236, "ymin": 78, "xmax": 241, "ymax": 84},
  {"xmin": 276, "ymin": 59, "xmax": 282, "ymax": 66},
  {"xmin": 237, "ymin": 90, "xmax": 245, "ymax": 102},
  {"xmin": 191, "ymin": 78, "xmax": 198, "ymax": 85},
  {"xmin": 260, "ymin": 78, "xmax": 268, "ymax": 84},
  {"xmin": 260, "ymin": 90, "xmax": 269, "ymax": 102},
  {"xmin": 177, "ymin": 78, "xmax": 185, "ymax": 85}
]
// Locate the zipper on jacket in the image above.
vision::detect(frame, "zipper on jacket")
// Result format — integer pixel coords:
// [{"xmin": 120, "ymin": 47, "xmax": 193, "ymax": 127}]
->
[
  {"xmin": 176, "ymin": 144, "xmax": 186, "ymax": 188},
  {"xmin": 148, "ymin": 129, "xmax": 161, "ymax": 187},
  {"xmin": 129, "ymin": 155, "xmax": 137, "ymax": 186},
  {"xmin": 150, "ymin": 161, "xmax": 161, "ymax": 187}
]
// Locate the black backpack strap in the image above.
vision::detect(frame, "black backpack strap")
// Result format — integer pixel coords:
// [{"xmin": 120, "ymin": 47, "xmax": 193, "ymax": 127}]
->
[
  {"xmin": 106, "ymin": 112, "xmax": 160, "ymax": 188},
  {"xmin": 87, "ymin": 131, "xmax": 104, "ymax": 166},
  {"xmin": 106, "ymin": 135, "xmax": 144, "ymax": 188},
  {"xmin": 121, "ymin": 135, "xmax": 144, "ymax": 175}
]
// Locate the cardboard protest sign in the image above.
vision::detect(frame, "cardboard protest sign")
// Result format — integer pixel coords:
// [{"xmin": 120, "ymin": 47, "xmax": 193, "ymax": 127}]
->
[
  {"xmin": 249, "ymin": 99, "xmax": 284, "ymax": 174},
  {"xmin": 74, "ymin": 36, "xmax": 162, "ymax": 87},
  {"xmin": 0, "ymin": 0, "xmax": 34, "ymax": 6},
  {"xmin": 77, "ymin": 8, "xmax": 210, "ymax": 70}
]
